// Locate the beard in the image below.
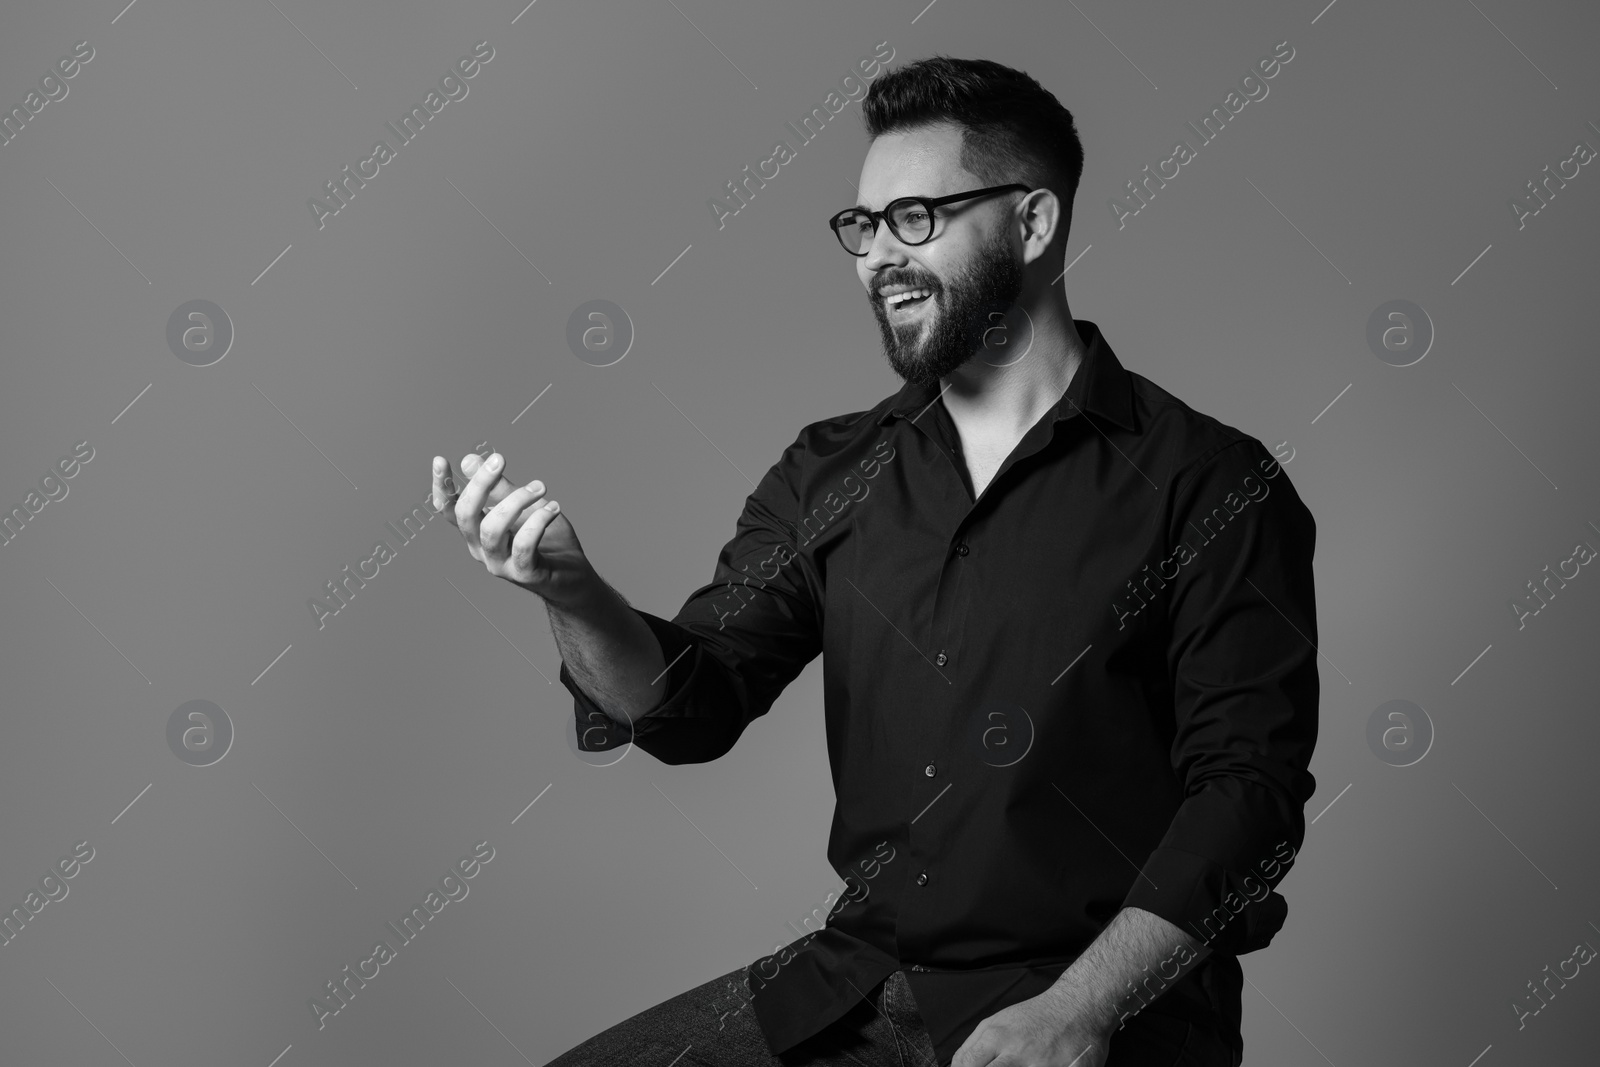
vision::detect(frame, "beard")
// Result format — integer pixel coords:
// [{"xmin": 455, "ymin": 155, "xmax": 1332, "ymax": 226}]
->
[{"xmin": 870, "ymin": 228, "xmax": 1026, "ymax": 388}]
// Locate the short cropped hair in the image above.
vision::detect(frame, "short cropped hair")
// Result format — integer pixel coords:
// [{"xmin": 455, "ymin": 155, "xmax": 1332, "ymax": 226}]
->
[{"xmin": 861, "ymin": 55, "xmax": 1084, "ymax": 243}]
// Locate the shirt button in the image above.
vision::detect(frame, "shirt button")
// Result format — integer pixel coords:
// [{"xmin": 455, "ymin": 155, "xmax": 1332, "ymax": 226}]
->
[
  {"xmin": 955, "ymin": 542, "xmax": 969, "ymax": 556},
  {"xmin": 924, "ymin": 763, "xmax": 936, "ymax": 777},
  {"xmin": 915, "ymin": 871, "xmax": 929, "ymax": 886},
  {"xmin": 934, "ymin": 651, "xmax": 948, "ymax": 666}
]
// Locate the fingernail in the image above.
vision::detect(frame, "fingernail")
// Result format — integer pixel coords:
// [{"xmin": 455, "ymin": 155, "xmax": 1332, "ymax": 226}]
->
[{"xmin": 487, "ymin": 454, "xmax": 502, "ymax": 469}]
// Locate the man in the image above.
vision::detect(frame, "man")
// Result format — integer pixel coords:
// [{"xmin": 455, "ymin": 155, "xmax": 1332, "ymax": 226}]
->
[{"xmin": 431, "ymin": 56, "xmax": 1317, "ymax": 1067}]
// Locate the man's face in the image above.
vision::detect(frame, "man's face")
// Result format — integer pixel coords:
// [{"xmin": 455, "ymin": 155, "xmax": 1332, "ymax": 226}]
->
[{"xmin": 854, "ymin": 123, "xmax": 1025, "ymax": 388}]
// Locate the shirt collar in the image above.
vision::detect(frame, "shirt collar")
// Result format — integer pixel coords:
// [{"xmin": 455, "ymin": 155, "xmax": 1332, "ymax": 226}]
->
[{"xmin": 873, "ymin": 319, "xmax": 1136, "ymax": 432}]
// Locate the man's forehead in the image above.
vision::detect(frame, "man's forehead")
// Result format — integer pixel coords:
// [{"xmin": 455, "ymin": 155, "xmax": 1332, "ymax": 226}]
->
[{"xmin": 857, "ymin": 124, "xmax": 973, "ymax": 207}]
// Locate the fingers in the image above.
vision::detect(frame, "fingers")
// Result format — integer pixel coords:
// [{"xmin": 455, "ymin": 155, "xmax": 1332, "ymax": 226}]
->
[
  {"xmin": 431, "ymin": 456, "xmax": 461, "ymax": 524},
  {"xmin": 455, "ymin": 452, "xmax": 506, "ymax": 541},
  {"xmin": 432, "ymin": 452, "xmax": 517, "ymax": 526},
  {"xmin": 509, "ymin": 498, "xmax": 562, "ymax": 571},
  {"xmin": 461, "ymin": 452, "xmax": 518, "ymax": 510},
  {"xmin": 480, "ymin": 479, "xmax": 548, "ymax": 554}
]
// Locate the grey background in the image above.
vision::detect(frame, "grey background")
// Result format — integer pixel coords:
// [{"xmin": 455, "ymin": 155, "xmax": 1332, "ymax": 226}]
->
[{"xmin": 1, "ymin": 0, "xmax": 1596, "ymax": 1064}]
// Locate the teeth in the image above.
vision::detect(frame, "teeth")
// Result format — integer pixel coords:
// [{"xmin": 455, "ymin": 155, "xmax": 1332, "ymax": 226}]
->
[{"xmin": 885, "ymin": 288, "xmax": 933, "ymax": 307}]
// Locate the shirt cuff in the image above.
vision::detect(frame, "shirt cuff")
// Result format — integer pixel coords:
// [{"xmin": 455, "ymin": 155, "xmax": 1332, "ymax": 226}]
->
[
  {"xmin": 557, "ymin": 609, "xmax": 702, "ymax": 756},
  {"xmin": 1120, "ymin": 845, "xmax": 1288, "ymax": 956}
]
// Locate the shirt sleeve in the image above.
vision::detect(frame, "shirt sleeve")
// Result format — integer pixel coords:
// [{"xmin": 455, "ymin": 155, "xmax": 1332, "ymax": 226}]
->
[
  {"xmin": 1119, "ymin": 438, "xmax": 1319, "ymax": 955},
  {"xmin": 558, "ymin": 435, "xmax": 824, "ymax": 766}
]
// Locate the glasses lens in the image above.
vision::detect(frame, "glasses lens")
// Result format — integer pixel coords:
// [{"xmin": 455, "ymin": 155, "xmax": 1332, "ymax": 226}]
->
[
  {"xmin": 835, "ymin": 210, "xmax": 873, "ymax": 254},
  {"xmin": 888, "ymin": 201, "xmax": 932, "ymax": 244}
]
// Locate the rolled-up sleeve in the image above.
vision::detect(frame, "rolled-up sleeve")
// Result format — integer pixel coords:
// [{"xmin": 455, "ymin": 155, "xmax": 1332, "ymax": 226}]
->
[
  {"xmin": 1120, "ymin": 439, "xmax": 1319, "ymax": 955},
  {"xmin": 559, "ymin": 436, "xmax": 824, "ymax": 766}
]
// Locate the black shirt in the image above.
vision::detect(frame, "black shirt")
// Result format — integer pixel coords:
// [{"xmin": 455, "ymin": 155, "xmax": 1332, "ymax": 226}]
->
[{"xmin": 559, "ymin": 320, "xmax": 1319, "ymax": 1065}]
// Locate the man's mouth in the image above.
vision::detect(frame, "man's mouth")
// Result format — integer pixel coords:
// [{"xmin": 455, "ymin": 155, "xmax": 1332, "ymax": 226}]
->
[{"xmin": 884, "ymin": 288, "xmax": 934, "ymax": 315}]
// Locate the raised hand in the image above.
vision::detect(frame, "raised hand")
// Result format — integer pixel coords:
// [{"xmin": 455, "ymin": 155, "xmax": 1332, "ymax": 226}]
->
[{"xmin": 431, "ymin": 451, "xmax": 595, "ymax": 605}]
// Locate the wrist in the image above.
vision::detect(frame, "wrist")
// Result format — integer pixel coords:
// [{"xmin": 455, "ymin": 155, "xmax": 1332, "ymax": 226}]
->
[
  {"xmin": 1040, "ymin": 976, "xmax": 1121, "ymax": 1036},
  {"xmin": 542, "ymin": 562, "xmax": 608, "ymax": 614}
]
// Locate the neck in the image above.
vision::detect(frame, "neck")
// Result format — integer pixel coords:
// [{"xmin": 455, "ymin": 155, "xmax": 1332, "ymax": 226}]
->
[{"xmin": 938, "ymin": 294, "xmax": 1087, "ymax": 436}]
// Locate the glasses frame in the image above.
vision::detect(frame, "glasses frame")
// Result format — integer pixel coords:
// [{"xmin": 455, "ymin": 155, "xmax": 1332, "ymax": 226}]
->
[{"xmin": 827, "ymin": 183, "xmax": 1033, "ymax": 256}]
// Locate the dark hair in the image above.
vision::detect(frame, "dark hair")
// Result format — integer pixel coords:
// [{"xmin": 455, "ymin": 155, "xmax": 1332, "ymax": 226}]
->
[{"xmin": 861, "ymin": 56, "xmax": 1084, "ymax": 243}]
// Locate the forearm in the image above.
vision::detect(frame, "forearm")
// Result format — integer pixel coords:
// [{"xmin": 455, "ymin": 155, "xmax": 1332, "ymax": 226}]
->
[
  {"xmin": 544, "ymin": 569, "xmax": 670, "ymax": 725},
  {"xmin": 1043, "ymin": 906, "xmax": 1210, "ymax": 1032}
]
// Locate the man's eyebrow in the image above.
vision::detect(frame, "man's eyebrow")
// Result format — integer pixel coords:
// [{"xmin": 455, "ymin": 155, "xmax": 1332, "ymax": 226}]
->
[{"xmin": 857, "ymin": 194, "xmax": 932, "ymax": 211}]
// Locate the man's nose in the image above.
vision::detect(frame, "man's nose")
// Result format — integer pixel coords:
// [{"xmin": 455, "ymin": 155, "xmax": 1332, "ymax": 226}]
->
[{"xmin": 862, "ymin": 223, "xmax": 910, "ymax": 272}]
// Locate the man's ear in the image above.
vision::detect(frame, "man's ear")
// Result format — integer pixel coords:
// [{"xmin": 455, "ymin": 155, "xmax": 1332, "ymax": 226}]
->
[{"xmin": 1018, "ymin": 188, "xmax": 1062, "ymax": 267}]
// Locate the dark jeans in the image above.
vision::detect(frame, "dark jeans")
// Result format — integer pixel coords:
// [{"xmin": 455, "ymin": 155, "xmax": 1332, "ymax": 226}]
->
[{"xmin": 544, "ymin": 964, "xmax": 1238, "ymax": 1066}]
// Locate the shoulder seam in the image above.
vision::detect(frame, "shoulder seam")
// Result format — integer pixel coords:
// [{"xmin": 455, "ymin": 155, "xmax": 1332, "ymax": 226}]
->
[{"xmin": 1169, "ymin": 437, "xmax": 1261, "ymax": 502}]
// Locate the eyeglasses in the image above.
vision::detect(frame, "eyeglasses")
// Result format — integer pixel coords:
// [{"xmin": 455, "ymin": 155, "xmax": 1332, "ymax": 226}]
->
[{"xmin": 827, "ymin": 183, "xmax": 1032, "ymax": 256}]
